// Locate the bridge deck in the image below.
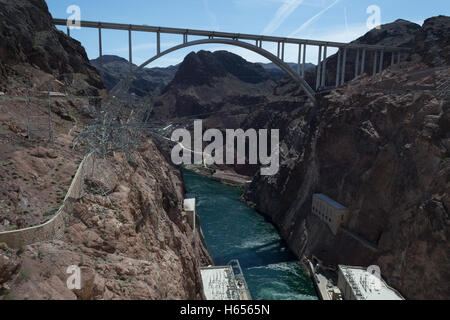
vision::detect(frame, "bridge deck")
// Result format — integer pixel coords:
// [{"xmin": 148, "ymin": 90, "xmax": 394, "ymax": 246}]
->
[{"xmin": 53, "ymin": 18, "xmax": 410, "ymax": 52}]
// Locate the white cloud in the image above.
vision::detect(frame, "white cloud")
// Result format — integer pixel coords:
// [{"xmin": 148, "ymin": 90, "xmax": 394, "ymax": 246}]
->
[
  {"xmin": 288, "ymin": 0, "xmax": 340, "ymax": 37},
  {"xmin": 262, "ymin": 0, "xmax": 304, "ymax": 35}
]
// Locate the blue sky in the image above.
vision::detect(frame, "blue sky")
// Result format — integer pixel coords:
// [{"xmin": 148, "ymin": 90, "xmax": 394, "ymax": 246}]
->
[{"xmin": 46, "ymin": 0, "xmax": 449, "ymax": 67}]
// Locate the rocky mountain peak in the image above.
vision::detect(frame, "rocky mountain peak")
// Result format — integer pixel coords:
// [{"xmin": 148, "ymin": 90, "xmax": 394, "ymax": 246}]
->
[
  {"xmin": 168, "ymin": 50, "xmax": 270, "ymax": 89},
  {"xmin": 0, "ymin": 0, "xmax": 103, "ymax": 91},
  {"xmin": 414, "ymin": 15, "xmax": 450, "ymax": 66},
  {"xmin": 353, "ymin": 19, "xmax": 421, "ymax": 47}
]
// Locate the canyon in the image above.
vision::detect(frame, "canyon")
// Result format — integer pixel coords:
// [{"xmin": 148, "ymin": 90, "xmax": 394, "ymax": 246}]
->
[
  {"xmin": 133, "ymin": 16, "xmax": 449, "ymax": 299},
  {"xmin": 0, "ymin": 0, "xmax": 448, "ymax": 301}
]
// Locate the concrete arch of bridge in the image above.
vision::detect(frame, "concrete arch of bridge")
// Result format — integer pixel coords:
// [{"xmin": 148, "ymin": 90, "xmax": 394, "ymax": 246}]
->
[{"xmin": 134, "ymin": 38, "xmax": 316, "ymax": 103}]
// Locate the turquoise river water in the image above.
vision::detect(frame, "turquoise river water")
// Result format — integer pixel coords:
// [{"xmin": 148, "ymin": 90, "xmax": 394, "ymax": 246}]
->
[{"xmin": 182, "ymin": 169, "xmax": 317, "ymax": 300}]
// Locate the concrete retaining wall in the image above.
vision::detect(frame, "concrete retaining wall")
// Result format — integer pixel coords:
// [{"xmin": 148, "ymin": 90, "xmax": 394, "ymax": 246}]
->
[{"xmin": 0, "ymin": 153, "xmax": 94, "ymax": 248}]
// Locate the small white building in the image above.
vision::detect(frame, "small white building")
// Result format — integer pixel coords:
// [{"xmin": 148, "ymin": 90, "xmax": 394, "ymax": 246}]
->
[
  {"xmin": 183, "ymin": 196, "xmax": 196, "ymax": 212},
  {"xmin": 337, "ymin": 265, "xmax": 404, "ymax": 300},
  {"xmin": 312, "ymin": 194, "xmax": 350, "ymax": 235},
  {"xmin": 183, "ymin": 194, "xmax": 196, "ymax": 230}
]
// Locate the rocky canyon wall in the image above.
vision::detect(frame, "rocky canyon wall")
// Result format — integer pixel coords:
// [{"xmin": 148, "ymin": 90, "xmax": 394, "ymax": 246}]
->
[{"xmin": 244, "ymin": 16, "xmax": 449, "ymax": 300}]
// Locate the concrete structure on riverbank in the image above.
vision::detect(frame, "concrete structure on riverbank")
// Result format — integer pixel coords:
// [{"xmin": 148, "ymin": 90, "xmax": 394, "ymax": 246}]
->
[
  {"xmin": 338, "ymin": 265, "xmax": 404, "ymax": 300},
  {"xmin": 200, "ymin": 260, "xmax": 251, "ymax": 300},
  {"xmin": 312, "ymin": 194, "xmax": 350, "ymax": 235}
]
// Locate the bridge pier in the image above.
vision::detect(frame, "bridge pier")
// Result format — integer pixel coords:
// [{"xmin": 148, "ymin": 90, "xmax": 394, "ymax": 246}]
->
[
  {"xmin": 340, "ymin": 48, "xmax": 347, "ymax": 85},
  {"xmin": 321, "ymin": 46, "xmax": 327, "ymax": 88},
  {"xmin": 281, "ymin": 42, "xmax": 285, "ymax": 61},
  {"xmin": 98, "ymin": 25, "xmax": 103, "ymax": 65},
  {"xmin": 316, "ymin": 45, "xmax": 322, "ymax": 90},
  {"xmin": 335, "ymin": 49, "xmax": 341, "ymax": 87},
  {"xmin": 157, "ymin": 31, "xmax": 161, "ymax": 54},
  {"xmin": 128, "ymin": 28, "xmax": 133, "ymax": 71},
  {"xmin": 361, "ymin": 49, "xmax": 366, "ymax": 75},
  {"xmin": 372, "ymin": 51, "xmax": 378, "ymax": 76},
  {"xmin": 301, "ymin": 44, "xmax": 306, "ymax": 78},
  {"xmin": 354, "ymin": 49, "xmax": 360, "ymax": 78},
  {"xmin": 379, "ymin": 50, "xmax": 384, "ymax": 75}
]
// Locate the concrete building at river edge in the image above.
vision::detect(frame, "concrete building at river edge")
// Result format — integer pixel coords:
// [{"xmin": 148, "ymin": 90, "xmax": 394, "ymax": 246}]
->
[
  {"xmin": 338, "ymin": 265, "xmax": 404, "ymax": 300},
  {"xmin": 312, "ymin": 193, "xmax": 350, "ymax": 235},
  {"xmin": 183, "ymin": 194, "xmax": 251, "ymax": 300}
]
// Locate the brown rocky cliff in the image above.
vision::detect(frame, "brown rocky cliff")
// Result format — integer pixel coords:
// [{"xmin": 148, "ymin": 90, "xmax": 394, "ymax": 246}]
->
[
  {"xmin": 0, "ymin": 140, "xmax": 212, "ymax": 300},
  {"xmin": 244, "ymin": 16, "xmax": 449, "ymax": 300},
  {"xmin": 0, "ymin": 0, "xmax": 212, "ymax": 299}
]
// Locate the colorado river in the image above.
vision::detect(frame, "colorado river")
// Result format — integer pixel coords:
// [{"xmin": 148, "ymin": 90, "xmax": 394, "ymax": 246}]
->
[{"xmin": 182, "ymin": 169, "xmax": 317, "ymax": 300}]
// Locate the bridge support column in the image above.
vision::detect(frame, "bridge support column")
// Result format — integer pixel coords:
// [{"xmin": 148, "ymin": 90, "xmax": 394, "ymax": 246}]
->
[
  {"xmin": 281, "ymin": 42, "xmax": 285, "ymax": 61},
  {"xmin": 128, "ymin": 29, "xmax": 132, "ymax": 71},
  {"xmin": 379, "ymin": 50, "xmax": 384, "ymax": 75},
  {"xmin": 372, "ymin": 51, "xmax": 378, "ymax": 76},
  {"xmin": 297, "ymin": 44, "xmax": 301, "ymax": 75},
  {"xmin": 301, "ymin": 44, "xmax": 306, "ymax": 78},
  {"xmin": 354, "ymin": 49, "xmax": 360, "ymax": 78},
  {"xmin": 157, "ymin": 31, "xmax": 161, "ymax": 55},
  {"xmin": 277, "ymin": 42, "xmax": 281, "ymax": 59},
  {"xmin": 183, "ymin": 33, "xmax": 188, "ymax": 44},
  {"xmin": 321, "ymin": 46, "xmax": 327, "ymax": 88},
  {"xmin": 361, "ymin": 49, "xmax": 366, "ymax": 74},
  {"xmin": 67, "ymin": 26, "xmax": 71, "ymax": 37},
  {"xmin": 98, "ymin": 26, "xmax": 103, "ymax": 65},
  {"xmin": 335, "ymin": 48, "xmax": 341, "ymax": 87},
  {"xmin": 316, "ymin": 45, "xmax": 322, "ymax": 90},
  {"xmin": 340, "ymin": 48, "xmax": 347, "ymax": 85}
]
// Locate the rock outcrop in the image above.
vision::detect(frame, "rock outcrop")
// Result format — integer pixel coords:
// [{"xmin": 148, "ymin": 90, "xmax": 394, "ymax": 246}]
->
[
  {"xmin": 90, "ymin": 55, "xmax": 178, "ymax": 96},
  {"xmin": 152, "ymin": 50, "xmax": 275, "ymax": 119},
  {"xmin": 414, "ymin": 15, "xmax": 450, "ymax": 66},
  {"xmin": 244, "ymin": 16, "xmax": 450, "ymax": 300},
  {"xmin": 1, "ymin": 140, "xmax": 212, "ymax": 300},
  {"xmin": 0, "ymin": 0, "xmax": 104, "ymax": 94}
]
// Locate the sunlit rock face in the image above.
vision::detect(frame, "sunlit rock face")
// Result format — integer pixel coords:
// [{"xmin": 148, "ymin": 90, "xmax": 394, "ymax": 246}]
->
[{"xmin": 244, "ymin": 17, "xmax": 450, "ymax": 300}]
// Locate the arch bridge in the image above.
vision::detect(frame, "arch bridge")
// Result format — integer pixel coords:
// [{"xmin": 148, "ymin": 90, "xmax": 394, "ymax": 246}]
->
[{"xmin": 53, "ymin": 19, "xmax": 411, "ymax": 104}]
